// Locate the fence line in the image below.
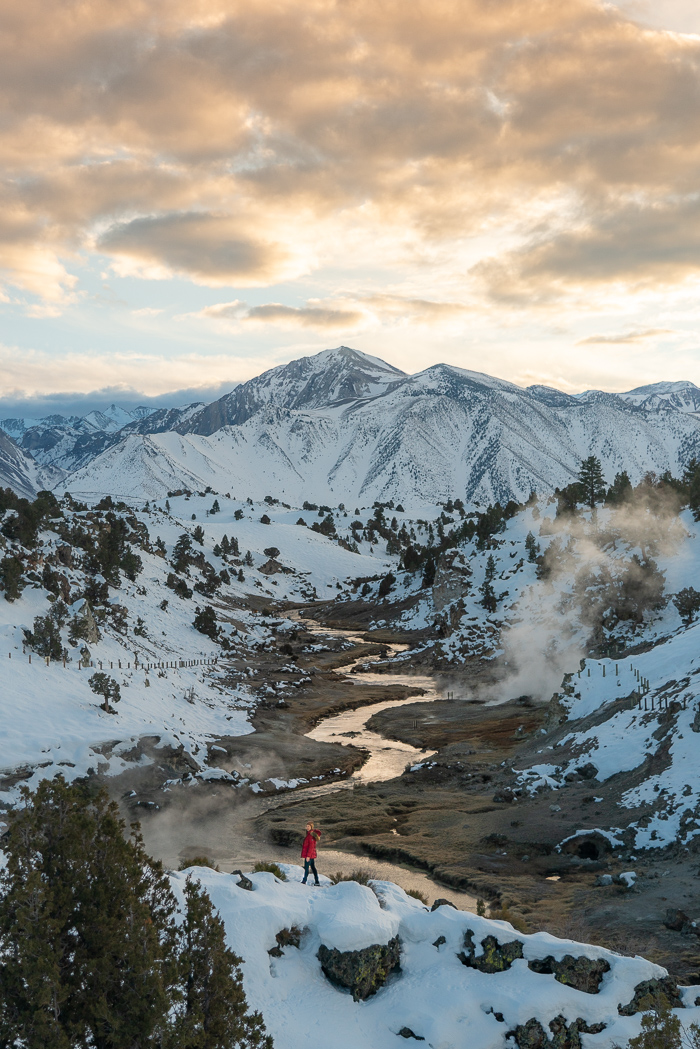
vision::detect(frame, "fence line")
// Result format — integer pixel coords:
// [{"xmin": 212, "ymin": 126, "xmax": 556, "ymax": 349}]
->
[{"xmin": 7, "ymin": 652, "xmax": 220, "ymax": 671}]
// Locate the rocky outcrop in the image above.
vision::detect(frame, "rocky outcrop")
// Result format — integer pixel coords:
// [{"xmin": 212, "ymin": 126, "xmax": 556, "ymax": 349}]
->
[
  {"xmin": 527, "ymin": 955, "xmax": 610, "ymax": 993},
  {"xmin": 618, "ymin": 976, "xmax": 684, "ymax": 1015},
  {"xmin": 317, "ymin": 936, "xmax": 401, "ymax": 1001},
  {"xmin": 431, "ymin": 899, "xmax": 456, "ymax": 912},
  {"xmin": 509, "ymin": 1016, "xmax": 606, "ymax": 1049},
  {"xmin": 459, "ymin": 931, "xmax": 523, "ymax": 973}
]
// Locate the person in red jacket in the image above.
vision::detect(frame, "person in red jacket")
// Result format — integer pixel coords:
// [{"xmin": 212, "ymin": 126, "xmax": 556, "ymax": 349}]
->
[{"xmin": 301, "ymin": 821, "xmax": 321, "ymax": 885}]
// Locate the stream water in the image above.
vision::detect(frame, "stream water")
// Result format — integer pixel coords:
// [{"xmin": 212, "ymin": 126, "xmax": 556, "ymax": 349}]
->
[{"xmin": 140, "ymin": 614, "xmax": 476, "ymax": 908}]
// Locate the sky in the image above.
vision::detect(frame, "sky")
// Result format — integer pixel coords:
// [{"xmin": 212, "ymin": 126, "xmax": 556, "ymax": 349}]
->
[{"xmin": 3, "ymin": 0, "xmax": 700, "ymax": 416}]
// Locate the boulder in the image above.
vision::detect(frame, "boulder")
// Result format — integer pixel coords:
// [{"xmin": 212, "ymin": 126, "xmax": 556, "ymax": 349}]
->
[
  {"xmin": 527, "ymin": 954, "xmax": 610, "ymax": 993},
  {"xmin": 575, "ymin": 763, "xmax": 598, "ymax": 780},
  {"xmin": 431, "ymin": 898, "xmax": 457, "ymax": 912},
  {"xmin": 618, "ymin": 976, "xmax": 685, "ymax": 1015},
  {"xmin": 509, "ymin": 1016, "xmax": 606, "ymax": 1049},
  {"xmin": 317, "ymin": 936, "xmax": 401, "ymax": 1001},
  {"xmin": 664, "ymin": 908, "xmax": 699, "ymax": 936},
  {"xmin": 398, "ymin": 1028, "xmax": 425, "ymax": 1040},
  {"xmin": 459, "ymin": 931, "xmax": 524, "ymax": 973}
]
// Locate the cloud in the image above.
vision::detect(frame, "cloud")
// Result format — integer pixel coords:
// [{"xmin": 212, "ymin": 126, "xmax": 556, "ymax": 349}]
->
[
  {"xmin": 3, "ymin": 0, "xmax": 700, "ymax": 307},
  {"xmin": 97, "ymin": 212, "xmax": 294, "ymax": 286},
  {"xmin": 577, "ymin": 328, "xmax": 675, "ymax": 345},
  {"xmin": 244, "ymin": 303, "xmax": 364, "ymax": 328}
]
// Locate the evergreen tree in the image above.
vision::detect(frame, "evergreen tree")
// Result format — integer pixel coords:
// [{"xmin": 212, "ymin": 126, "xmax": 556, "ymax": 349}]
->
[
  {"xmin": 378, "ymin": 572, "xmax": 395, "ymax": 598},
  {"xmin": 524, "ymin": 532, "xmax": 539, "ymax": 563},
  {"xmin": 193, "ymin": 525, "xmax": 205, "ymax": 545},
  {"xmin": 0, "ymin": 781, "xmax": 272, "ymax": 1049},
  {"xmin": 193, "ymin": 606, "xmax": 219, "ymax": 641},
  {"xmin": 685, "ymin": 459, "xmax": 700, "ymax": 522},
  {"xmin": 88, "ymin": 672, "xmax": 121, "ymax": 713},
  {"xmin": 578, "ymin": 455, "xmax": 606, "ymax": 509},
  {"xmin": 0, "ymin": 554, "xmax": 25, "ymax": 602},
  {"xmin": 402, "ymin": 545, "xmax": 421, "ymax": 573},
  {"xmin": 673, "ymin": 587, "xmax": 700, "ymax": 625},
  {"xmin": 210, "ymin": 499, "xmax": 220, "ymax": 515},
  {"xmin": 421, "ymin": 558, "xmax": 436, "ymax": 589},
  {"xmin": 0, "ymin": 779, "xmax": 178, "ymax": 1049},
  {"xmin": 606, "ymin": 470, "xmax": 632, "ymax": 506},
  {"xmin": 173, "ymin": 534, "xmax": 194, "ymax": 573},
  {"xmin": 175, "ymin": 878, "xmax": 272, "ymax": 1049}
]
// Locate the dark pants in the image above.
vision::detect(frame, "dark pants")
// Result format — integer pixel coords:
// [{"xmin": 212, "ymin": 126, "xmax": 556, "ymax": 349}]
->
[{"xmin": 302, "ymin": 858, "xmax": 319, "ymax": 884}]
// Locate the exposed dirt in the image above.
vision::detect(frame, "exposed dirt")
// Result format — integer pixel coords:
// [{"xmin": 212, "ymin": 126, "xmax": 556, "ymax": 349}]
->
[{"xmin": 107, "ymin": 603, "xmax": 700, "ymax": 982}]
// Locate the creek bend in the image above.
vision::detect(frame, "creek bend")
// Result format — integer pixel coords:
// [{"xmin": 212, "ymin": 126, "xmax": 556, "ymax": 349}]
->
[{"xmin": 134, "ymin": 614, "xmax": 478, "ymax": 909}]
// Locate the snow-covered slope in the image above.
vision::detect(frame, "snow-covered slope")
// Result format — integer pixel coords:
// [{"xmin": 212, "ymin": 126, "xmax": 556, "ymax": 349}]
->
[
  {"xmin": 172, "ymin": 866, "xmax": 700, "ymax": 1049},
  {"xmin": 64, "ymin": 362, "xmax": 700, "ymax": 508},
  {"xmin": 619, "ymin": 380, "xmax": 700, "ymax": 415}
]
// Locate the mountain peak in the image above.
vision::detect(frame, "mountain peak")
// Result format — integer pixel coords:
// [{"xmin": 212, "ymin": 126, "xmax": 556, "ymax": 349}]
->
[{"xmin": 180, "ymin": 346, "xmax": 407, "ymax": 436}]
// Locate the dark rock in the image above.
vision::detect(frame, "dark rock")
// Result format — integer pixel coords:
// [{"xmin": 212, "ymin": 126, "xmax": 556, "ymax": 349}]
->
[
  {"xmin": 618, "ymin": 977, "xmax": 685, "ymax": 1015},
  {"xmin": 398, "ymin": 1028, "xmax": 425, "ymax": 1040},
  {"xmin": 431, "ymin": 898, "xmax": 457, "ymax": 911},
  {"xmin": 318, "ymin": 936, "xmax": 401, "ymax": 1001},
  {"xmin": 459, "ymin": 931, "xmax": 524, "ymax": 973},
  {"xmin": 269, "ymin": 926, "xmax": 302, "ymax": 956},
  {"xmin": 231, "ymin": 869, "xmax": 253, "ymax": 890},
  {"xmin": 575, "ymin": 763, "xmax": 598, "ymax": 780},
  {"xmin": 508, "ymin": 1016, "xmax": 606, "ymax": 1049},
  {"xmin": 432, "ymin": 935, "xmax": 447, "ymax": 949},
  {"xmin": 527, "ymin": 954, "xmax": 610, "ymax": 994},
  {"xmin": 493, "ymin": 788, "xmax": 516, "ymax": 803},
  {"xmin": 663, "ymin": 908, "xmax": 699, "ymax": 936}
]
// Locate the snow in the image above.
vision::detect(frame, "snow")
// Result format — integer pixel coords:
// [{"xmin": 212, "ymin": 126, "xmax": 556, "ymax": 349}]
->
[{"xmin": 169, "ymin": 866, "xmax": 700, "ymax": 1049}]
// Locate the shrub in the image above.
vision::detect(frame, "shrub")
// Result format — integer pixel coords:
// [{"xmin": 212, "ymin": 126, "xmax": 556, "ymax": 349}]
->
[
  {"xmin": 405, "ymin": 888, "xmax": 428, "ymax": 905},
  {"xmin": 178, "ymin": 856, "xmax": 220, "ymax": 872},
  {"xmin": 263, "ymin": 547, "xmax": 280, "ymax": 559},
  {"xmin": 329, "ymin": 869, "xmax": 371, "ymax": 885},
  {"xmin": 252, "ymin": 861, "xmax": 286, "ymax": 881}
]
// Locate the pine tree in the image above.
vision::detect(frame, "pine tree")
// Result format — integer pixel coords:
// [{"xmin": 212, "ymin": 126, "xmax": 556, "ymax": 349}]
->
[
  {"xmin": 175, "ymin": 878, "xmax": 272, "ymax": 1049},
  {"xmin": 0, "ymin": 554, "xmax": 25, "ymax": 602},
  {"xmin": 578, "ymin": 455, "xmax": 606, "ymax": 509},
  {"xmin": 606, "ymin": 470, "xmax": 632, "ymax": 506},
  {"xmin": 193, "ymin": 525, "xmax": 205, "ymax": 545},
  {"xmin": 525, "ymin": 532, "xmax": 539, "ymax": 563},
  {"xmin": 0, "ymin": 781, "xmax": 273, "ymax": 1049},
  {"xmin": 0, "ymin": 779, "xmax": 178, "ymax": 1049}
]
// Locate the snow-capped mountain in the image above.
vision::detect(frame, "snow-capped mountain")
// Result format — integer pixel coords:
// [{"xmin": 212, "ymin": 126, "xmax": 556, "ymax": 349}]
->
[
  {"xmin": 179, "ymin": 346, "xmax": 406, "ymax": 436},
  {"xmin": 0, "ymin": 403, "xmax": 161, "ymax": 475},
  {"xmin": 0, "ymin": 430, "xmax": 63, "ymax": 498},
  {"xmin": 577, "ymin": 380, "xmax": 700, "ymax": 415},
  {"xmin": 63, "ymin": 353, "xmax": 700, "ymax": 507},
  {"xmin": 618, "ymin": 379, "xmax": 700, "ymax": 414}
]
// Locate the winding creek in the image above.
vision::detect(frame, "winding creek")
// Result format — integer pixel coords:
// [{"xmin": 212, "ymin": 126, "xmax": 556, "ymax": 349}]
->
[{"xmin": 140, "ymin": 616, "xmax": 477, "ymax": 909}]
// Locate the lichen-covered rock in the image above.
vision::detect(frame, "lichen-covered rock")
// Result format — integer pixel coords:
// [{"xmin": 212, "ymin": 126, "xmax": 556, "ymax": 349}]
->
[
  {"xmin": 459, "ymin": 931, "xmax": 524, "ymax": 973},
  {"xmin": 618, "ymin": 976, "xmax": 684, "ymax": 1015},
  {"xmin": 317, "ymin": 936, "xmax": 401, "ymax": 1001},
  {"xmin": 509, "ymin": 1015, "xmax": 606, "ymax": 1049},
  {"xmin": 528, "ymin": 954, "xmax": 610, "ymax": 993}
]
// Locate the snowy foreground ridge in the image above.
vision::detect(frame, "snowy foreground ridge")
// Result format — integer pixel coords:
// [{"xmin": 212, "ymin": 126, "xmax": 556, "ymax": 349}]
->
[{"xmin": 175, "ymin": 866, "xmax": 700, "ymax": 1049}]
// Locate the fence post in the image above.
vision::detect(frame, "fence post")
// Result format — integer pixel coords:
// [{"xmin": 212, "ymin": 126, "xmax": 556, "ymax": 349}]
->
[{"xmin": 29, "ymin": 654, "xmax": 31, "ymax": 664}]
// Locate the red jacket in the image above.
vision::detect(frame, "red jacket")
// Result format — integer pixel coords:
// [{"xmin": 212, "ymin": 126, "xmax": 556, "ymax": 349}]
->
[{"xmin": 301, "ymin": 830, "xmax": 321, "ymax": 859}]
